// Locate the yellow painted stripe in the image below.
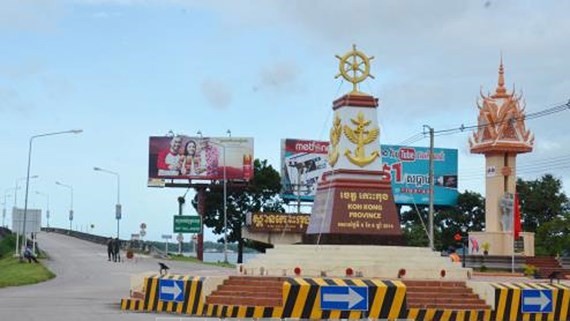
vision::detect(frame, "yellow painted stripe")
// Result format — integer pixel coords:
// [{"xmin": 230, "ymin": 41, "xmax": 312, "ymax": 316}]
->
[
  {"xmin": 329, "ymin": 309, "xmax": 341, "ymax": 319},
  {"xmin": 441, "ymin": 310, "xmax": 452, "ymax": 321},
  {"xmin": 253, "ymin": 306, "xmax": 264, "ymax": 318},
  {"xmin": 389, "ymin": 281, "xmax": 406, "ymax": 319},
  {"xmin": 424, "ymin": 308, "xmax": 436, "ymax": 320},
  {"xmin": 495, "ymin": 287, "xmax": 508, "ymax": 321},
  {"xmin": 560, "ymin": 286, "xmax": 570, "ymax": 321},
  {"xmin": 120, "ymin": 299, "xmax": 127, "ymax": 310},
  {"xmin": 237, "ymin": 305, "xmax": 247, "ymax": 317},
  {"xmin": 147, "ymin": 277, "xmax": 158, "ymax": 311},
  {"xmin": 369, "ymin": 279, "xmax": 387, "ymax": 318},
  {"xmin": 456, "ymin": 310, "xmax": 465, "ymax": 321},
  {"xmin": 510, "ymin": 287, "xmax": 521, "ymax": 321},
  {"xmin": 547, "ymin": 288, "xmax": 558, "ymax": 321},
  {"xmin": 272, "ymin": 307, "xmax": 284, "ymax": 318},
  {"xmin": 290, "ymin": 278, "xmax": 310, "ymax": 318},
  {"xmin": 469, "ymin": 310, "xmax": 478, "ymax": 321},
  {"xmin": 407, "ymin": 308, "xmax": 419, "ymax": 320},
  {"xmin": 310, "ymin": 278, "xmax": 329, "ymax": 320},
  {"xmin": 206, "ymin": 304, "xmax": 214, "ymax": 315}
]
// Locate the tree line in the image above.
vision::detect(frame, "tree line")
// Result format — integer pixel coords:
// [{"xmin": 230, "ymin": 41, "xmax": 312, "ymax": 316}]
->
[{"xmin": 193, "ymin": 158, "xmax": 570, "ymax": 262}]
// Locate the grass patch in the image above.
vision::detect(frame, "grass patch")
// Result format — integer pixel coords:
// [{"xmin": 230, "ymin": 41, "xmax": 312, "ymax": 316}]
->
[
  {"xmin": 168, "ymin": 254, "xmax": 235, "ymax": 268},
  {"xmin": 0, "ymin": 256, "xmax": 55, "ymax": 288}
]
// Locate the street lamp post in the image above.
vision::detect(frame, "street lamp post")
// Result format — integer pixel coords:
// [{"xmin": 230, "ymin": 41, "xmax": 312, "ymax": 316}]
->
[
  {"xmin": 93, "ymin": 167, "xmax": 121, "ymax": 238},
  {"xmin": 35, "ymin": 191, "xmax": 50, "ymax": 228},
  {"xmin": 15, "ymin": 175, "xmax": 38, "ymax": 208},
  {"xmin": 461, "ymin": 226, "xmax": 468, "ymax": 268},
  {"xmin": 55, "ymin": 181, "xmax": 74, "ymax": 232},
  {"xmin": 208, "ymin": 140, "xmax": 228, "ymax": 264},
  {"xmin": 21, "ymin": 129, "xmax": 82, "ymax": 258}
]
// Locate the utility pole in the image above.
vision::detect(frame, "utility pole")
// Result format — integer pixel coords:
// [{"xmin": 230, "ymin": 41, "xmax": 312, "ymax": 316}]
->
[{"xmin": 424, "ymin": 125, "xmax": 435, "ymax": 250}]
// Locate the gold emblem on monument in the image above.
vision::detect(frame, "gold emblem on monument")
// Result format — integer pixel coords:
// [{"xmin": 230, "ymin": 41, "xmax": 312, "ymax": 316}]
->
[
  {"xmin": 343, "ymin": 111, "xmax": 380, "ymax": 167},
  {"xmin": 335, "ymin": 44, "xmax": 375, "ymax": 94},
  {"xmin": 328, "ymin": 115, "xmax": 342, "ymax": 166}
]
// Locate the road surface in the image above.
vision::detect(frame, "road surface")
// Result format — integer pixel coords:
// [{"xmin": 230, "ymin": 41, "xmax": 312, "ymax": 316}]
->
[{"xmin": 0, "ymin": 232, "xmax": 234, "ymax": 321}]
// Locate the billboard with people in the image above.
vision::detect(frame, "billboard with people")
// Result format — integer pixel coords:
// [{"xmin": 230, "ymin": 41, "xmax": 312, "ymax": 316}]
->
[
  {"xmin": 281, "ymin": 139, "xmax": 458, "ymax": 206},
  {"xmin": 148, "ymin": 136, "xmax": 254, "ymax": 185}
]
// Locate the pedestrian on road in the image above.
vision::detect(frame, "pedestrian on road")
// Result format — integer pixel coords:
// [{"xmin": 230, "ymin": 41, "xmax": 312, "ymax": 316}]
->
[
  {"xmin": 113, "ymin": 238, "xmax": 121, "ymax": 262},
  {"xmin": 107, "ymin": 238, "xmax": 113, "ymax": 261},
  {"xmin": 24, "ymin": 245, "xmax": 39, "ymax": 263}
]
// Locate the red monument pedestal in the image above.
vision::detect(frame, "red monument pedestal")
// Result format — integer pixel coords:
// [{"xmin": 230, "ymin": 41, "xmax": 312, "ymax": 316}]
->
[{"xmin": 304, "ymin": 168, "xmax": 404, "ymax": 245}]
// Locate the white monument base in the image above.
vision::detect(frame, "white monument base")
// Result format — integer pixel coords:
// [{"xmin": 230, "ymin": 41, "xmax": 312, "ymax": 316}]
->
[{"xmin": 468, "ymin": 231, "xmax": 534, "ymax": 256}]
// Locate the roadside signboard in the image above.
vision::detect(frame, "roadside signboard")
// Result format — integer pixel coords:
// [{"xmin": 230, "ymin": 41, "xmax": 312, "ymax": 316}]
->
[
  {"xmin": 158, "ymin": 279, "xmax": 185, "ymax": 302},
  {"xmin": 320, "ymin": 286, "xmax": 368, "ymax": 311},
  {"xmin": 174, "ymin": 215, "xmax": 201, "ymax": 233},
  {"xmin": 521, "ymin": 289, "xmax": 552, "ymax": 313}
]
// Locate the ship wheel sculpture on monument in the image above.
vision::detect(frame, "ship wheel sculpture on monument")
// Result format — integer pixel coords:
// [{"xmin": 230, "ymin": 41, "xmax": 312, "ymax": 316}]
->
[{"xmin": 335, "ymin": 44, "xmax": 375, "ymax": 94}]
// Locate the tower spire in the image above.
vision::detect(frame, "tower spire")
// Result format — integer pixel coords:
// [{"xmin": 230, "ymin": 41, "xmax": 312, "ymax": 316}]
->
[{"xmin": 494, "ymin": 53, "xmax": 508, "ymax": 98}]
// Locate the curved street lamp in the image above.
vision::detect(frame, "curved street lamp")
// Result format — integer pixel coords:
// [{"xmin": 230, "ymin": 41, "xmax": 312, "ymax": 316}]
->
[
  {"xmin": 93, "ymin": 166, "xmax": 121, "ymax": 238},
  {"xmin": 20, "ymin": 129, "xmax": 82, "ymax": 258},
  {"xmin": 55, "ymin": 181, "xmax": 74, "ymax": 231}
]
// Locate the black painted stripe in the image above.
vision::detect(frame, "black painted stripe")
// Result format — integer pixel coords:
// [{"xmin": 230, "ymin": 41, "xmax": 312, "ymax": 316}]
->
[
  {"xmin": 321, "ymin": 309, "xmax": 331, "ymax": 319},
  {"xmin": 246, "ymin": 306, "xmax": 254, "ymax": 317},
  {"xmin": 301, "ymin": 278, "xmax": 319, "ymax": 319},
  {"xmin": 181, "ymin": 279, "xmax": 192, "ymax": 313},
  {"xmin": 464, "ymin": 310, "xmax": 471, "ymax": 321},
  {"xmin": 433, "ymin": 309, "xmax": 443, "ymax": 321},
  {"xmin": 362, "ymin": 279, "xmax": 378, "ymax": 318},
  {"xmin": 220, "ymin": 305, "xmax": 228, "ymax": 317},
  {"xmin": 503, "ymin": 288, "xmax": 514, "ymax": 318},
  {"xmin": 379, "ymin": 280, "xmax": 396, "ymax": 318},
  {"xmin": 263, "ymin": 306, "xmax": 273, "ymax": 318},
  {"xmin": 555, "ymin": 287, "xmax": 563, "ymax": 321},
  {"xmin": 477, "ymin": 310, "xmax": 485, "ymax": 321},
  {"xmin": 212, "ymin": 304, "xmax": 218, "ymax": 316},
  {"xmin": 143, "ymin": 277, "xmax": 153, "ymax": 310},
  {"xmin": 152, "ymin": 278, "xmax": 160, "ymax": 311},
  {"xmin": 449, "ymin": 311, "xmax": 457, "ymax": 321},
  {"xmin": 191, "ymin": 280, "xmax": 202, "ymax": 314},
  {"xmin": 282, "ymin": 280, "xmax": 300, "ymax": 318},
  {"xmin": 417, "ymin": 309, "xmax": 426, "ymax": 321},
  {"xmin": 339, "ymin": 310, "xmax": 350, "ymax": 319}
]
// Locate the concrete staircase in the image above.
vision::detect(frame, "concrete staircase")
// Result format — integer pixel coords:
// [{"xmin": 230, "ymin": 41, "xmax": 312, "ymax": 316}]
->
[
  {"xmin": 404, "ymin": 280, "xmax": 490, "ymax": 310},
  {"xmin": 241, "ymin": 244, "xmax": 471, "ymax": 280},
  {"xmin": 525, "ymin": 256, "xmax": 570, "ymax": 279},
  {"xmin": 206, "ymin": 276, "xmax": 284, "ymax": 307}
]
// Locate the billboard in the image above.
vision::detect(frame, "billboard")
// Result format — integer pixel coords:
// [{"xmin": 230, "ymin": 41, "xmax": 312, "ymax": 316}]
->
[
  {"xmin": 281, "ymin": 139, "xmax": 458, "ymax": 206},
  {"xmin": 148, "ymin": 136, "xmax": 254, "ymax": 185},
  {"xmin": 12, "ymin": 207, "xmax": 42, "ymax": 233}
]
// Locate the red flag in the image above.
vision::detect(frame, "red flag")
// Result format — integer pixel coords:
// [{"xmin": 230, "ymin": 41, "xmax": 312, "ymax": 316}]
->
[{"xmin": 514, "ymin": 193, "xmax": 522, "ymax": 238}]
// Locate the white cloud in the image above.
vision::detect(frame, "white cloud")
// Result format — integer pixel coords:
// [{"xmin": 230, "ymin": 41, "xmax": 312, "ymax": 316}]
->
[{"xmin": 0, "ymin": 0, "xmax": 64, "ymax": 31}]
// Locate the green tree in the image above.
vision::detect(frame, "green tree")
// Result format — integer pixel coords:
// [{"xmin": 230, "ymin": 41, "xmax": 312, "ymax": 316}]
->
[
  {"xmin": 535, "ymin": 213, "xmax": 570, "ymax": 255},
  {"xmin": 400, "ymin": 190, "xmax": 485, "ymax": 251},
  {"xmin": 192, "ymin": 159, "xmax": 284, "ymax": 263},
  {"xmin": 517, "ymin": 174, "xmax": 569, "ymax": 232}
]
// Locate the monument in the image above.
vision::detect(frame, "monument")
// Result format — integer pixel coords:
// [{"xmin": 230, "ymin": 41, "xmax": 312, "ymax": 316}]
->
[
  {"xmin": 468, "ymin": 57, "xmax": 535, "ymax": 256},
  {"xmin": 304, "ymin": 45, "xmax": 403, "ymax": 245}
]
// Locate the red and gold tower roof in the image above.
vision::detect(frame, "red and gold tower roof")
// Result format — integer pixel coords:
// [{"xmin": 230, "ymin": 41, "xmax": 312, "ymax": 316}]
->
[{"xmin": 469, "ymin": 58, "xmax": 534, "ymax": 154}]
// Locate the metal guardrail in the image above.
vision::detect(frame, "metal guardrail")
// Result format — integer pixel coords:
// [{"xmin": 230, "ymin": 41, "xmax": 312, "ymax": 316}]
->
[{"xmin": 41, "ymin": 227, "xmax": 123, "ymax": 247}]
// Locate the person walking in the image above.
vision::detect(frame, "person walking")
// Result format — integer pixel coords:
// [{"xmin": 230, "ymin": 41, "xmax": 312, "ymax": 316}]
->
[
  {"xmin": 107, "ymin": 238, "xmax": 113, "ymax": 261},
  {"xmin": 113, "ymin": 237, "xmax": 121, "ymax": 262}
]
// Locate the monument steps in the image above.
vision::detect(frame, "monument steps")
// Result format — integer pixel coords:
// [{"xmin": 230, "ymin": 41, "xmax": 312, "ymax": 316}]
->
[
  {"xmin": 525, "ymin": 256, "xmax": 570, "ymax": 278},
  {"xmin": 403, "ymin": 280, "xmax": 490, "ymax": 310},
  {"xmin": 205, "ymin": 276, "xmax": 284, "ymax": 307}
]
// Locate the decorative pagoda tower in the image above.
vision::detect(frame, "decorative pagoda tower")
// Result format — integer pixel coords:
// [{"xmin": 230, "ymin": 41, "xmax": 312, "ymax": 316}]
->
[
  {"xmin": 468, "ymin": 57, "xmax": 535, "ymax": 256},
  {"xmin": 304, "ymin": 45, "xmax": 403, "ymax": 245}
]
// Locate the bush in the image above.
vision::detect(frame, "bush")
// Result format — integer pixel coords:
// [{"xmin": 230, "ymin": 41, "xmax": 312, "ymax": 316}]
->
[
  {"xmin": 523, "ymin": 264, "xmax": 538, "ymax": 277},
  {"xmin": 0, "ymin": 234, "xmax": 16, "ymax": 258}
]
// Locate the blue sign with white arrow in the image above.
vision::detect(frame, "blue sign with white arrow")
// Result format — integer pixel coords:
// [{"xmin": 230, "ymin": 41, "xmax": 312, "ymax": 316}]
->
[
  {"xmin": 320, "ymin": 286, "xmax": 368, "ymax": 311},
  {"xmin": 521, "ymin": 289, "xmax": 553, "ymax": 313},
  {"xmin": 158, "ymin": 279, "xmax": 185, "ymax": 302}
]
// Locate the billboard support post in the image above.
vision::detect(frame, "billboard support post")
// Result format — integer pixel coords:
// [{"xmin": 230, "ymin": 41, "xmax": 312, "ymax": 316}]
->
[{"xmin": 424, "ymin": 125, "xmax": 436, "ymax": 250}]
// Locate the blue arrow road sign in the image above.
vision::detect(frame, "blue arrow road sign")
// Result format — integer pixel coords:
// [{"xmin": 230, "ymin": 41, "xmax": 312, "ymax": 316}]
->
[
  {"xmin": 320, "ymin": 286, "xmax": 368, "ymax": 311},
  {"xmin": 158, "ymin": 279, "xmax": 185, "ymax": 302},
  {"xmin": 521, "ymin": 289, "xmax": 552, "ymax": 313}
]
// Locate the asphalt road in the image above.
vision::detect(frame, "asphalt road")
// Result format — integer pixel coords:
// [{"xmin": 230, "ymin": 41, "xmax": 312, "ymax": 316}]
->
[{"xmin": 0, "ymin": 232, "xmax": 234, "ymax": 321}]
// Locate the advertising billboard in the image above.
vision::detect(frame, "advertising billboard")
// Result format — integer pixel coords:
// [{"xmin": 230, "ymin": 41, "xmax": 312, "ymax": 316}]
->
[
  {"xmin": 12, "ymin": 207, "xmax": 42, "ymax": 233},
  {"xmin": 148, "ymin": 136, "xmax": 254, "ymax": 185},
  {"xmin": 281, "ymin": 139, "xmax": 458, "ymax": 206}
]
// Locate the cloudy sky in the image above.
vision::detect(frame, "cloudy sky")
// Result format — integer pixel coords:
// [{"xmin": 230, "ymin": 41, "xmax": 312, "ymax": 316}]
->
[{"xmin": 1, "ymin": 0, "xmax": 569, "ymax": 243}]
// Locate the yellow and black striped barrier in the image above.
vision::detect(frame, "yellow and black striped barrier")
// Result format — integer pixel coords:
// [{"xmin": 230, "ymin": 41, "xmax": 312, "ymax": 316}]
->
[
  {"xmin": 490, "ymin": 282, "xmax": 570, "ymax": 321},
  {"xmin": 120, "ymin": 274, "xmax": 204, "ymax": 315},
  {"xmin": 406, "ymin": 308, "xmax": 491, "ymax": 321}
]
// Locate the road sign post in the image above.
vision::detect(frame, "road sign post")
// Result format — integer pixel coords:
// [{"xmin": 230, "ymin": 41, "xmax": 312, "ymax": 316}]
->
[
  {"xmin": 320, "ymin": 286, "xmax": 368, "ymax": 311},
  {"xmin": 173, "ymin": 215, "xmax": 201, "ymax": 233},
  {"xmin": 521, "ymin": 289, "xmax": 553, "ymax": 313}
]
